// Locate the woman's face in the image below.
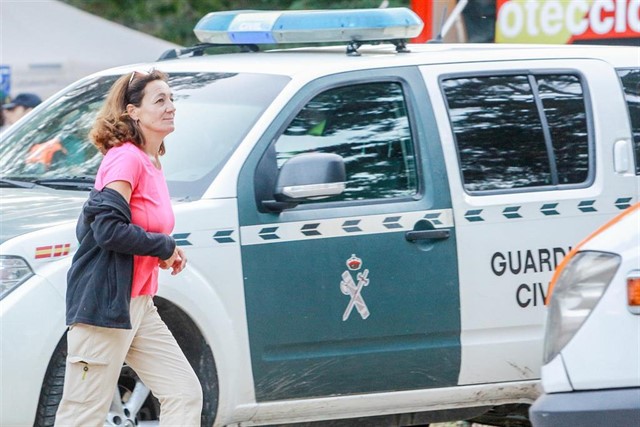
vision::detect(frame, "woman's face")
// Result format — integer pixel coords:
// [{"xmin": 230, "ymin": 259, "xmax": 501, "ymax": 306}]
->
[{"xmin": 133, "ymin": 79, "xmax": 176, "ymax": 141}]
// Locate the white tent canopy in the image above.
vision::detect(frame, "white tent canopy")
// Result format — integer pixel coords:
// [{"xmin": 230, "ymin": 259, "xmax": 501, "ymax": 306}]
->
[{"xmin": 0, "ymin": 0, "xmax": 180, "ymax": 99}]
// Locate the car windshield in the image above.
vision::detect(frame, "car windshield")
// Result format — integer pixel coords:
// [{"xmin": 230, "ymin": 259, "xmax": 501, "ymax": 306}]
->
[{"xmin": 0, "ymin": 72, "xmax": 290, "ymax": 199}]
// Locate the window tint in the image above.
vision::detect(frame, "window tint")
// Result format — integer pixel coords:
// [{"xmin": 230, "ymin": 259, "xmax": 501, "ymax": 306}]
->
[
  {"xmin": 274, "ymin": 82, "xmax": 418, "ymax": 202},
  {"xmin": 442, "ymin": 73, "xmax": 590, "ymax": 192},
  {"xmin": 617, "ymin": 68, "xmax": 640, "ymax": 174},
  {"xmin": 442, "ymin": 75, "xmax": 550, "ymax": 191},
  {"xmin": 537, "ymin": 75, "xmax": 589, "ymax": 184}
]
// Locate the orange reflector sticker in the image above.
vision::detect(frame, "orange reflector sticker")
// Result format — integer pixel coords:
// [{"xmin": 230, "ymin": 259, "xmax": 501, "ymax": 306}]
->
[{"xmin": 628, "ymin": 277, "xmax": 640, "ymax": 307}]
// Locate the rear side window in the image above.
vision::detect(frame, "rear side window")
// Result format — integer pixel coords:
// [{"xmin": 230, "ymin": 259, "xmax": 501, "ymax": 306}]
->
[
  {"xmin": 442, "ymin": 73, "xmax": 590, "ymax": 193},
  {"xmin": 617, "ymin": 68, "xmax": 640, "ymax": 175}
]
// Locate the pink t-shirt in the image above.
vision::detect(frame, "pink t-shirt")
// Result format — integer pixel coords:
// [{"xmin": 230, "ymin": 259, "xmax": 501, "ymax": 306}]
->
[{"xmin": 95, "ymin": 142, "xmax": 175, "ymax": 297}]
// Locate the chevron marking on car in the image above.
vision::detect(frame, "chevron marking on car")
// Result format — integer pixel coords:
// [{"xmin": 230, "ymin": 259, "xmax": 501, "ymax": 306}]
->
[
  {"xmin": 615, "ymin": 197, "xmax": 633, "ymax": 210},
  {"xmin": 502, "ymin": 206, "xmax": 522, "ymax": 219},
  {"xmin": 464, "ymin": 209, "xmax": 484, "ymax": 222},
  {"xmin": 173, "ymin": 233, "xmax": 192, "ymax": 246},
  {"xmin": 240, "ymin": 209, "xmax": 453, "ymax": 246},
  {"xmin": 213, "ymin": 230, "xmax": 235, "ymax": 243},
  {"xmin": 462, "ymin": 197, "xmax": 636, "ymax": 224},
  {"xmin": 541, "ymin": 203, "xmax": 560, "ymax": 216}
]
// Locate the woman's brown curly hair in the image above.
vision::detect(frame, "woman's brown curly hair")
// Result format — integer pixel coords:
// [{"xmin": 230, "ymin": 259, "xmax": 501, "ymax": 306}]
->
[{"xmin": 90, "ymin": 69, "xmax": 169, "ymax": 155}]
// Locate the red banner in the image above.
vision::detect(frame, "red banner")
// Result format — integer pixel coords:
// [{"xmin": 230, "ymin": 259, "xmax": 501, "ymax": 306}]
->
[
  {"xmin": 496, "ymin": 0, "xmax": 640, "ymax": 44},
  {"xmin": 411, "ymin": 0, "xmax": 435, "ymax": 42}
]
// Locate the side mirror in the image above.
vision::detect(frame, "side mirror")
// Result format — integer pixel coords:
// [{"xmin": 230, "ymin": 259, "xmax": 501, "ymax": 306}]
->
[{"xmin": 262, "ymin": 153, "xmax": 346, "ymax": 211}]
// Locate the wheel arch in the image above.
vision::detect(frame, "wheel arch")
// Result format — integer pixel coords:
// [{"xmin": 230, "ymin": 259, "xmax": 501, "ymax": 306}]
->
[
  {"xmin": 155, "ymin": 264, "xmax": 257, "ymax": 425},
  {"xmin": 154, "ymin": 296, "xmax": 219, "ymax": 427}
]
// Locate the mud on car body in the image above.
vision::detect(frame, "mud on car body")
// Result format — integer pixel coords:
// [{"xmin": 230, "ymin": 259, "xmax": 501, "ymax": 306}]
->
[{"xmin": 0, "ymin": 8, "xmax": 639, "ymax": 427}]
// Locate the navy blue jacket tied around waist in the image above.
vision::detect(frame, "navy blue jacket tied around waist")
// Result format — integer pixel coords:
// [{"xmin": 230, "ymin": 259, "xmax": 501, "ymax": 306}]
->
[{"xmin": 65, "ymin": 187, "xmax": 176, "ymax": 329}]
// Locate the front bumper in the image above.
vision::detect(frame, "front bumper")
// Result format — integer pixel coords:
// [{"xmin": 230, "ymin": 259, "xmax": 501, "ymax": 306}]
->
[
  {"xmin": 530, "ymin": 388, "xmax": 640, "ymax": 427},
  {"xmin": 0, "ymin": 274, "xmax": 67, "ymax": 425}
]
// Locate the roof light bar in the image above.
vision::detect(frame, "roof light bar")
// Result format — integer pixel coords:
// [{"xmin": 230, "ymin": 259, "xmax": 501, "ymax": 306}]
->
[{"xmin": 193, "ymin": 8, "xmax": 424, "ymax": 46}]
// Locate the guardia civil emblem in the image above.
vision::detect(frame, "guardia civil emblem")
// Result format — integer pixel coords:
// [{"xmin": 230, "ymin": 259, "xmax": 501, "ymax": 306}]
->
[{"xmin": 340, "ymin": 254, "xmax": 370, "ymax": 321}]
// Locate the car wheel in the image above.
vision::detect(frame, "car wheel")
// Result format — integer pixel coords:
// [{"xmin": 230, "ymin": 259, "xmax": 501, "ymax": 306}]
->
[
  {"xmin": 34, "ymin": 334, "xmax": 161, "ymax": 426},
  {"xmin": 107, "ymin": 365, "xmax": 160, "ymax": 426}
]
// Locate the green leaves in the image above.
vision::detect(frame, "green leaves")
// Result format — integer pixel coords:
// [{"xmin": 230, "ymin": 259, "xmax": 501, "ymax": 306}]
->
[{"xmin": 62, "ymin": 0, "xmax": 409, "ymax": 46}]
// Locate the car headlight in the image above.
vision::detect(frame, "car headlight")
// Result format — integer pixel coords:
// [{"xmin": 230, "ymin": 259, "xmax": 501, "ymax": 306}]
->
[
  {"xmin": 543, "ymin": 251, "xmax": 620, "ymax": 364},
  {"xmin": 0, "ymin": 256, "xmax": 34, "ymax": 300}
]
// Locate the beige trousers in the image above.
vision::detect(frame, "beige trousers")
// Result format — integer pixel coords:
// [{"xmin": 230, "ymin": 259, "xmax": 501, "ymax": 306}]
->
[{"xmin": 54, "ymin": 295, "xmax": 203, "ymax": 427}]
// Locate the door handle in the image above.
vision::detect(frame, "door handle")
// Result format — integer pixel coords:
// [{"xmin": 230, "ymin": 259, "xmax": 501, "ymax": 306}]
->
[{"xmin": 405, "ymin": 229, "xmax": 450, "ymax": 242}]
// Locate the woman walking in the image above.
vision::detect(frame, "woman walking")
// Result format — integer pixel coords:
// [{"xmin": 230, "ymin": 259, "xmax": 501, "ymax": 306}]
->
[{"xmin": 55, "ymin": 69, "xmax": 203, "ymax": 426}]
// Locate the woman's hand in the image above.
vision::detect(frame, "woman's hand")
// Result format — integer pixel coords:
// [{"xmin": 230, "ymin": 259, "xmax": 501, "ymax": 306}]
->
[{"xmin": 159, "ymin": 247, "xmax": 187, "ymax": 275}]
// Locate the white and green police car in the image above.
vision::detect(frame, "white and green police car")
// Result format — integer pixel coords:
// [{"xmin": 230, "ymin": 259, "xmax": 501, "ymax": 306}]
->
[{"xmin": 0, "ymin": 8, "xmax": 638, "ymax": 427}]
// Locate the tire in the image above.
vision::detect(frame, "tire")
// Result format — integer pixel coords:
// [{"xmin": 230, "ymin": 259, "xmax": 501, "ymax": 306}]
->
[
  {"xmin": 35, "ymin": 303, "xmax": 219, "ymax": 427},
  {"xmin": 33, "ymin": 334, "xmax": 67, "ymax": 426}
]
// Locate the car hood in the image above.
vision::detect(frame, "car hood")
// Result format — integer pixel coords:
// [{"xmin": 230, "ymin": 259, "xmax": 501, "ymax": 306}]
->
[
  {"xmin": 581, "ymin": 204, "xmax": 640, "ymax": 254},
  {"xmin": 0, "ymin": 187, "xmax": 87, "ymax": 244}
]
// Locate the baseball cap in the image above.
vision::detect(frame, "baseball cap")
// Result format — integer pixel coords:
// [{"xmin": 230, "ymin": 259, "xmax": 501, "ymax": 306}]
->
[{"xmin": 3, "ymin": 93, "xmax": 42, "ymax": 110}]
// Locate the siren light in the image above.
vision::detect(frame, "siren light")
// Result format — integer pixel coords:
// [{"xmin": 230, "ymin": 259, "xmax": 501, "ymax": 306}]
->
[{"xmin": 193, "ymin": 8, "xmax": 424, "ymax": 46}]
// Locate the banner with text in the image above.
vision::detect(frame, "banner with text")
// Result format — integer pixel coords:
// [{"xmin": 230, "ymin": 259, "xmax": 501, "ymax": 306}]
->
[{"xmin": 496, "ymin": 0, "xmax": 640, "ymax": 43}]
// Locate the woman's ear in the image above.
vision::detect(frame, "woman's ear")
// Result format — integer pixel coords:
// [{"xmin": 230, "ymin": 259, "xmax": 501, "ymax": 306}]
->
[{"xmin": 126, "ymin": 104, "xmax": 138, "ymax": 121}]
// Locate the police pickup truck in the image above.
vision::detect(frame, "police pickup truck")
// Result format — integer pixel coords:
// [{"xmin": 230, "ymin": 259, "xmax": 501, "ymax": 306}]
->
[{"xmin": 0, "ymin": 8, "xmax": 638, "ymax": 427}]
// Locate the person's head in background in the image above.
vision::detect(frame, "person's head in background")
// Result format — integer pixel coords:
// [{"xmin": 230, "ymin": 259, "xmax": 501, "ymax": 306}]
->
[
  {"xmin": 2, "ymin": 93, "xmax": 42, "ymax": 126},
  {"xmin": 0, "ymin": 91, "xmax": 6, "ymax": 128}
]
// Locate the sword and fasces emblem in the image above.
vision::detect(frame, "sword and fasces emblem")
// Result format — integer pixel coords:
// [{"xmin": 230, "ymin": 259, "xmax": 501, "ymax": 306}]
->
[{"xmin": 340, "ymin": 254, "xmax": 370, "ymax": 321}]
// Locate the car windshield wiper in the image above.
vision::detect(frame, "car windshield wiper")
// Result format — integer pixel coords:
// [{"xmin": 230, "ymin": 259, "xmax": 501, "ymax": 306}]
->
[
  {"xmin": 33, "ymin": 176, "xmax": 95, "ymax": 190},
  {"xmin": 0, "ymin": 178, "xmax": 43, "ymax": 188}
]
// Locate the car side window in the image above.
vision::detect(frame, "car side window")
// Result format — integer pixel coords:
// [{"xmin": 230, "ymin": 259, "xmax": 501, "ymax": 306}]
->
[
  {"xmin": 617, "ymin": 68, "xmax": 640, "ymax": 175},
  {"xmin": 441, "ymin": 73, "xmax": 590, "ymax": 193},
  {"xmin": 274, "ymin": 82, "xmax": 418, "ymax": 202},
  {"xmin": 536, "ymin": 75, "xmax": 589, "ymax": 184}
]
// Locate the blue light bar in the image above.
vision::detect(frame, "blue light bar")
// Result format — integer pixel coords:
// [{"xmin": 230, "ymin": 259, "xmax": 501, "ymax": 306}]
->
[{"xmin": 193, "ymin": 8, "xmax": 424, "ymax": 45}]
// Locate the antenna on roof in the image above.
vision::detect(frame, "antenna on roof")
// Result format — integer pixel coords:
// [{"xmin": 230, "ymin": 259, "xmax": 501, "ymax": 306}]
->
[{"xmin": 428, "ymin": 0, "xmax": 468, "ymax": 43}]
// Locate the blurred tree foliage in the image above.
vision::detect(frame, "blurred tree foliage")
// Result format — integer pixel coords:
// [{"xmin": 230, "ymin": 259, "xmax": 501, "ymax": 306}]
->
[{"xmin": 62, "ymin": 0, "xmax": 410, "ymax": 47}]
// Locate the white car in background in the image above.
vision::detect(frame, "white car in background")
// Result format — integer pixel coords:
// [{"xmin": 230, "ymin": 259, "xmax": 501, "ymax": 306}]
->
[{"xmin": 530, "ymin": 203, "xmax": 640, "ymax": 426}]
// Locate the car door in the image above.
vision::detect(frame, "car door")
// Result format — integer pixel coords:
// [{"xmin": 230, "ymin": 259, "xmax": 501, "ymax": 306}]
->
[
  {"xmin": 421, "ymin": 59, "xmax": 639, "ymax": 386},
  {"xmin": 236, "ymin": 68, "xmax": 461, "ymax": 401}
]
